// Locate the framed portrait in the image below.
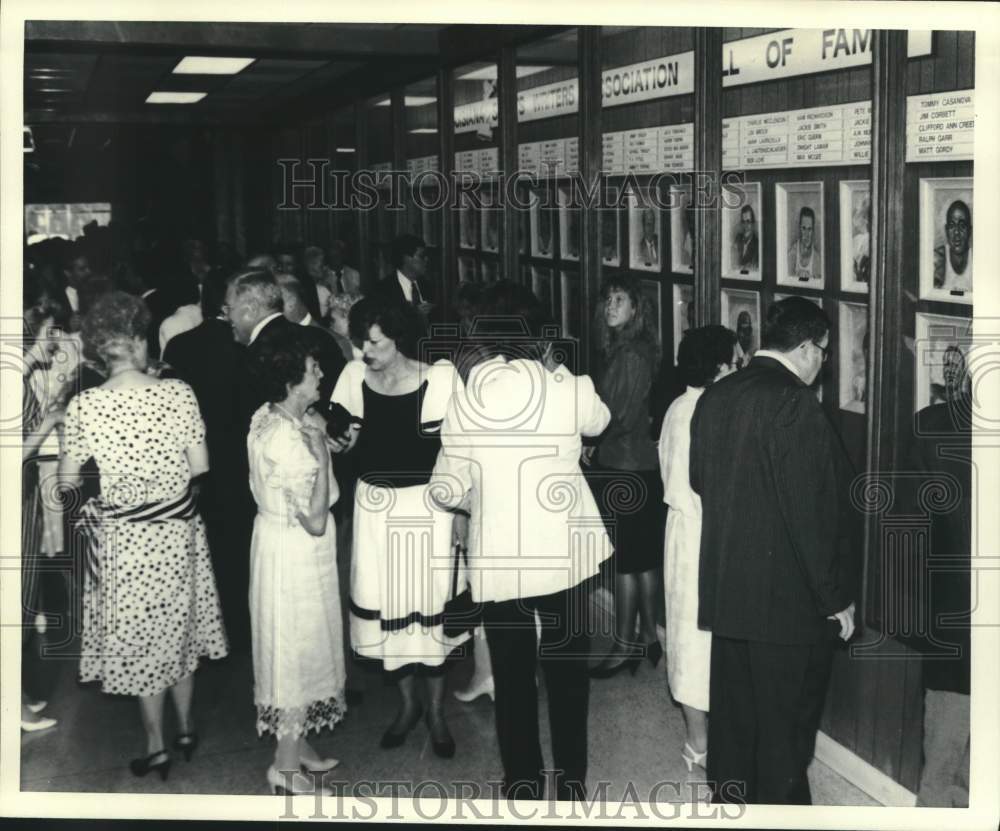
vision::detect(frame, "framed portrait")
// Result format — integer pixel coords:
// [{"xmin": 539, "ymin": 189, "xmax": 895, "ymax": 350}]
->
[
  {"xmin": 839, "ymin": 180, "xmax": 871, "ymax": 294},
  {"xmin": 721, "ymin": 289, "xmax": 761, "ymax": 369},
  {"xmin": 531, "ymin": 266, "xmax": 555, "ymax": 321},
  {"xmin": 601, "ymin": 208, "xmax": 621, "ymax": 268},
  {"xmin": 629, "ymin": 187, "xmax": 662, "ymax": 273},
  {"xmin": 422, "ymin": 205, "xmax": 442, "ymax": 248},
  {"xmin": 560, "ymin": 270, "xmax": 581, "ymax": 338},
  {"xmin": 669, "ymin": 184, "xmax": 694, "ymax": 275},
  {"xmin": 529, "ymin": 185, "xmax": 555, "ymax": 259},
  {"xmin": 721, "ymin": 181, "xmax": 762, "ymax": 281},
  {"xmin": 458, "ymin": 255, "xmax": 476, "ymax": 284},
  {"xmin": 480, "ymin": 184, "xmax": 500, "ymax": 253},
  {"xmin": 671, "ymin": 283, "xmax": 694, "ymax": 361},
  {"xmin": 914, "ymin": 312, "xmax": 973, "ymax": 412},
  {"xmin": 480, "ymin": 259, "xmax": 499, "ymax": 283},
  {"xmin": 838, "ymin": 302, "xmax": 869, "ymax": 414},
  {"xmin": 558, "ymin": 184, "xmax": 581, "ymax": 262},
  {"xmin": 776, "ymin": 181, "xmax": 824, "ymax": 289},
  {"xmin": 919, "ymin": 177, "xmax": 973, "ymax": 304},
  {"xmin": 458, "ymin": 191, "xmax": 479, "ymax": 250},
  {"xmin": 641, "ymin": 279, "xmax": 663, "ymax": 347}
]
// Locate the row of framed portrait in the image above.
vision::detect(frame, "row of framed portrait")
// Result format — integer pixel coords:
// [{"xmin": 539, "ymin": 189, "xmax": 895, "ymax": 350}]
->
[
  {"xmin": 413, "ymin": 174, "xmax": 973, "ymax": 305},
  {"xmin": 457, "ymin": 256, "xmax": 972, "ymax": 417}
]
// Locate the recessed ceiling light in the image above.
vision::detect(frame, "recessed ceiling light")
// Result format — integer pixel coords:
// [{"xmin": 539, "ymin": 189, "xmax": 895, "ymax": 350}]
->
[
  {"xmin": 374, "ymin": 96, "xmax": 438, "ymax": 107},
  {"xmin": 456, "ymin": 65, "xmax": 551, "ymax": 81},
  {"xmin": 35, "ymin": 88, "xmax": 72, "ymax": 93},
  {"xmin": 336, "ymin": 147, "xmax": 356, "ymax": 153},
  {"xmin": 409, "ymin": 128, "xmax": 438, "ymax": 134},
  {"xmin": 146, "ymin": 91, "xmax": 207, "ymax": 104},
  {"xmin": 173, "ymin": 56, "xmax": 255, "ymax": 75}
]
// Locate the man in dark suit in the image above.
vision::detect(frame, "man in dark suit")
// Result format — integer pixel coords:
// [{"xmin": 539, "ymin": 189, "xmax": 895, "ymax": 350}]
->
[
  {"xmin": 908, "ymin": 392, "xmax": 971, "ymax": 807},
  {"xmin": 373, "ymin": 233, "xmax": 434, "ymax": 316},
  {"xmin": 276, "ymin": 275, "xmax": 346, "ymax": 406},
  {"xmin": 164, "ymin": 270, "xmax": 250, "ymax": 649},
  {"xmin": 690, "ymin": 296, "xmax": 859, "ymax": 805}
]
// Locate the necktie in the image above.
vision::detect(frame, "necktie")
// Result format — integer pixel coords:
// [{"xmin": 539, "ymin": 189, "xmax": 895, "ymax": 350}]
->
[{"xmin": 334, "ymin": 269, "xmax": 344, "ymax": 294}]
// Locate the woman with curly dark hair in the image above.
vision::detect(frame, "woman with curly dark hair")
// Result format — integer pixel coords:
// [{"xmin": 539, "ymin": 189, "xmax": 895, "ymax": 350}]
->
[
  {"xmin": 246, "ymin": 324, "xmax": 346, "ymax": 796},
  {"xmin": 331, "ymin": 297, "xmax": 469, "ymax": 758},
  {"xmin": 588, "ymin": 274, "xmax": 665, "ymax": 679},
  {"xmin": 58, "ymin": 291, "xmax": 228, "ymax": 782},
  {"xmin": 658, "ymin": 325, "xmax": 737, "ymax": 772}
]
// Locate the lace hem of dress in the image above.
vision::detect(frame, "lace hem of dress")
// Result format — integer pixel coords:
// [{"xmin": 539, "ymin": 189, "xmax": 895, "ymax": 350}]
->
[{"xmin": 255, "ymin": 695, "xmax": 347, "ymax": 740}]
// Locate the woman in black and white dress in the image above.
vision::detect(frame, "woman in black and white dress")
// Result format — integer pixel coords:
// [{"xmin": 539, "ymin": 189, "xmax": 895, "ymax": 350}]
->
[{"xmin": 332, "ymin": 298, "xmax": 469, "ymax": 757}]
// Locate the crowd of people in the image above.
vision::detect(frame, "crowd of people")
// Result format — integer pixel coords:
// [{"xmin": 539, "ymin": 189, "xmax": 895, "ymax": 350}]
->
[{"xmin": 19, "ymin": 221, "xmax": 969, "ymax": 806}]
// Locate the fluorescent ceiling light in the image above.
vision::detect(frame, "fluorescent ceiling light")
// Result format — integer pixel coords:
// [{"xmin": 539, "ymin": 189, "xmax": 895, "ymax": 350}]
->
[
  {"xmin": 173, "ymin": 56, "xmax": 255, "ymax": 75},
  {"xmin": 375, "ymin": 96, "xmax": 438, "ymax": 107},
  {"xmin": 146, "ymin": 91, "xmax": 207, "ymax": 104},
  {"xmin": 336, "ymin": 147, "xmax": 356, "ymax": 153},
  {"xmin": 456, "ymin": 64, "xmax": 551, "ymax": 81},
  {"xmin": 35, "ymin": 88, "xmax": 72, "ymax": 93},
  {"xmin": 409, "ymin": 128, "xmax": 438, "ymax": 134}
]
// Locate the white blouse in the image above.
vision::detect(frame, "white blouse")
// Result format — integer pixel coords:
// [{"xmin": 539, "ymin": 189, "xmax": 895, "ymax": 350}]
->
[{"xmin": 432, "ymin": 357, "xmax": 613, "ymax": 604}]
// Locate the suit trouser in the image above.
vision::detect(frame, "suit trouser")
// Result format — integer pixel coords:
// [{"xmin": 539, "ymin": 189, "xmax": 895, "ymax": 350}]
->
[
  {"xmin": 482, "ymin": 582, "xmax": 591, "ymax": 801},
  {"xmin": 708, "ymin": 634, "xmax": 834, "ymax": 805}
]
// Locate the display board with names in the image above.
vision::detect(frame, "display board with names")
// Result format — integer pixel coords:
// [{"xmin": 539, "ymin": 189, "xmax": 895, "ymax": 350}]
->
[
  {"xmin": 906, "ymin": 90, "xmax": 975, "ymax": 162},
  {"xmin": 406, "ymin": 155, "xmax": 439, "ymax": 176}
]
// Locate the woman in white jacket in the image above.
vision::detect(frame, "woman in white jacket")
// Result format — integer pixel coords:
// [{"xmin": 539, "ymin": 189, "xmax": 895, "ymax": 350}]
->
[{"xmin": 431, "ymin": 282, "xmax": 611, "ymax": 803}]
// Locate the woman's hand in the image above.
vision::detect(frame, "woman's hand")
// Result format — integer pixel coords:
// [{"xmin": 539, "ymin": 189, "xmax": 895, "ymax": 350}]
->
[
  {"xmin": 330, "ymin": 423, "xmax": 360, "ymax": 454},
  {"xmin": 300, "ymin": 424, "xmax": 329, "ymax": 463},
  {"xmin": 452, "ymin": 511, "xmax": 470, "ymax": 549}
]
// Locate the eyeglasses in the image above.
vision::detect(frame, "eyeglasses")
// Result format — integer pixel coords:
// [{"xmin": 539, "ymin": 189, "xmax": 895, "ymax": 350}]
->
[{"xmin": 813, "ymin": 341, "xmax": 830, "ymax": 363}]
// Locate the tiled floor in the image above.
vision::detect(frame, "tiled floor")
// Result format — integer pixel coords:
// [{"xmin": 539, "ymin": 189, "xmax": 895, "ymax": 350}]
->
[{"xmin": 20, "ymin": 630, "xmax": 877, "ymax": 806}]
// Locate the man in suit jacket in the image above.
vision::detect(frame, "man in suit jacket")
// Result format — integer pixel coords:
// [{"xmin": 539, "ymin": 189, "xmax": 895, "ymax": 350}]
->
[
  {"xmin": 690, "ymin": 296, "xmax": 859, "ymax": 805},
  {"xmin": 908, "ymin": 393, "xmax": 971, "ymax": 807},
  {"xmin": 372, "ymin": 233, "xmax": 433, "ymax": 316},
  {"xmin": 164, "ymin": 270, "xmax": 250, "ymax": 649},
  {"xmin": 277, "ymin": 275, "xmax": 347, "ymax": 406},
  {"xmin": 322, "ymin": 240, "xmax": 362, "ymax": 297}
]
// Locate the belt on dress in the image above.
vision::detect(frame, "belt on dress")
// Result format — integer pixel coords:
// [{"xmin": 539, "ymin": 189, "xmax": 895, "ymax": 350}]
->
[{"xmin": 75, "ymin": 484, "xmax": 198, "ymax": 577}]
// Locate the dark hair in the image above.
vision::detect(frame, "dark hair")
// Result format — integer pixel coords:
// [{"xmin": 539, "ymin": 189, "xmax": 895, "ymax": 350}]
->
[
  {"xmin": 61, "ymin": 240, "xmax": 89, "ymax": 272},
  {"xmin": 762, "ymin": 296, "xmax": 830, "ymax": 352},
  {"xmin": 798, "ymin": 206, "xmax": 816, "ymax": 227},
  {"xmin": 476, "ymin": 280, "xmax": 551, "ymax": 363},
  {"xmin": 391, "ymin": 234, "xmax": 426, "ymax": 270},
  {"xmin": 348, "ymin": 297, "xmax": 422, "ymax": 359},
  {"xmin": 81, "ymin": 290, "xmax": 151, "ymax": 365},
  {"xmin": 77, "ymin": 274, "xmax": 115, "ymax": 315},
  {"xmin": 677, "ymin": 325, "xmax": 738, "ymax": 388},
  {"xmin": 23, "ymin": 276, "xmax": 72, "ymax": 348},
  {"xmin": 164, "ymin": 274, "xmax": 201, "ymax": 309},
  {"xmin": 594, "ymin": 273, "xmax": 660, "ymax": 362},
  {"xmin": 250, "ymin": 324, "xmax": 322, "ymax": 403},
  {"xmin": 201, "ymin": 269, "xmax": 229, "ymax": 319}
]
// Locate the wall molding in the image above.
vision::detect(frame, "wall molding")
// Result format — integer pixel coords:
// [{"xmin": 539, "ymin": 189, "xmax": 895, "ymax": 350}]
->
[{"xmin": 590, "ymin": 585, "xmax": 918, "ymax": 807}]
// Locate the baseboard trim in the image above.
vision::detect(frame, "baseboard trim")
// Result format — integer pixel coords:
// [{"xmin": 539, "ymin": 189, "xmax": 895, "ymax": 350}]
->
[
  {"xmin": 813, "ymin": 731, "xmax": 917, "ymax": 807},
  {"xmin": 592, "ymin": 586, "xmax": 918, "ymax": 807}
]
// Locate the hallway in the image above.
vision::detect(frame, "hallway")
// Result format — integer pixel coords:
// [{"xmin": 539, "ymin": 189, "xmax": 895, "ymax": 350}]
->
[{"xmin": 20, "ymin": 630, "xmax": 876, "ymax": 806}]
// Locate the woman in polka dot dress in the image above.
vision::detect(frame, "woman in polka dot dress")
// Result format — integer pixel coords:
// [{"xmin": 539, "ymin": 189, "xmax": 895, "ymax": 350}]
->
[{"xmin": 59, "ymin": 292, "xmax": 228, "ymax": 782}]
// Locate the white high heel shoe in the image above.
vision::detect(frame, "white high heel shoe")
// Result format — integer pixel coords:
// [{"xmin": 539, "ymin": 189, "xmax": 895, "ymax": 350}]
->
[
  {"xmin": 267, "ymin": 765, "xmax": 334, "ymax": 796},
  {"xmin": 453, "ymin": 675, "xmax": 495, "ymax": 703},
  {"xmin": 299, "ymin": 754, "xmax": 340, "ymax": 773},
  {"xmin": 681, "ymin": 742, "xmax": 707, "ymax": 772}
]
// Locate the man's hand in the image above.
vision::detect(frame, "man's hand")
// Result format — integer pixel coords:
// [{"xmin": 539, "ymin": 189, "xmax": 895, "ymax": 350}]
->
[
  {"xmin": 827, "ymin": 601, "xmax": 856, "ymax": 642},
  {"xmin": 329, "ymin": 423, "xmax": 360, "ymax": 454},
  {"xmin": 580, "ymin": 446, "xmax": 596, "ymax": 467}
]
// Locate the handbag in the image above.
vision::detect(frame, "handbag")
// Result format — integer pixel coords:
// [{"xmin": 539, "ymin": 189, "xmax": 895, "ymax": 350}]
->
[{"xmin": 442, "ymin": 543, "xmax": 481, "ymax": 638}]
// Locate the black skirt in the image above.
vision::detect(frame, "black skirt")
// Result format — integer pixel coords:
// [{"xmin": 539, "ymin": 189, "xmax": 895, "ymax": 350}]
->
[{"xmin": 587, "ymin": 465, "xmax": 665, "ymax": 575}]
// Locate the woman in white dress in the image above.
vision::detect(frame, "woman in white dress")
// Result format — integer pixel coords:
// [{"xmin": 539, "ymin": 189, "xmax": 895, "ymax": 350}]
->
[
  {"xmin": 659, "ymin": 325, "xmax": 737, "ymax": 772},
  {"xmin": 247, "ymin": 325, "xmax": 346, "ymax": 795}
]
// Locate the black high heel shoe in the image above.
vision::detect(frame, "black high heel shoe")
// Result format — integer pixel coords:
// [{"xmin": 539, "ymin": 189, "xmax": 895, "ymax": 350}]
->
[
  {"xmin": 645, "ymin": 640, "xmax": 663, "ymax": 669},
  {"xmin": 588, "ymin": 655, "xmax": 641, "ymax": 679},
  {"xmin": 379, "ymin": 704, "xmax": 423, "ymax": 749},
  {"xmin": 173, "ymin": 732, "xmax": 199, "ymax": 762},
  {"xmin": 425, "ymin": 713, "xmax": 456, "ymax": 759},
  {"xmin": 130, "ymin": 749, "xmax": 171, "ymax": 781}
]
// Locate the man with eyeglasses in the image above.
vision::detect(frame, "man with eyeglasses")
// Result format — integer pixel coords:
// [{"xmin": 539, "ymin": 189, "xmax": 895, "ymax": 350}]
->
[
  {"xmin": 689, "ymin": 295, "xmax": 859, "ymax": 805},
  {"xmin": 933, "ymin": 199, "xmax": 972, "ymax": 294}
]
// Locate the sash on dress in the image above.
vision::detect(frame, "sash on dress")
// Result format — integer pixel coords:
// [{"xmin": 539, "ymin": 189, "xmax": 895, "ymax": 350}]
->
[{"xmin": 75, "ymin": 484, "xmax": 198, "ymax": 578}]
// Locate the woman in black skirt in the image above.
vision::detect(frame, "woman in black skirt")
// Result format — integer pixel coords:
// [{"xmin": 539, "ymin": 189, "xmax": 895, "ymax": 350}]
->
[{"xmin": 588, "ymin": 274, "xmax": 665, "ymax": 678}]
